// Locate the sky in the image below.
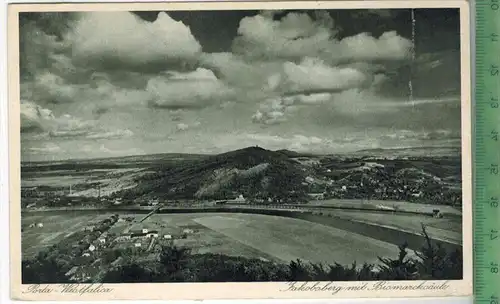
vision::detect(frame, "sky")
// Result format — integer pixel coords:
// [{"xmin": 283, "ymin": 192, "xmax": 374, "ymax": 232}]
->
[{"xmin": 19, "ymin": 8, "xmax": 462, "ymax": 161}]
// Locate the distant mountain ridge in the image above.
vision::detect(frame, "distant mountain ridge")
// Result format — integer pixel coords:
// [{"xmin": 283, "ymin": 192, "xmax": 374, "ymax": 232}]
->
[
  {"xmin": 119, "ymin": 146, "xmax": 309, "ymax": 202},
  {"xmin": 22, "ymin": 145, "xmax": 462, "ymax": 206}
]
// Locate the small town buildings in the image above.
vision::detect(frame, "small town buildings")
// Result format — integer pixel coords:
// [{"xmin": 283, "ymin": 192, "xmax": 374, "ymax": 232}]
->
[
  {"xmin": 36, "ymin": 223, "xmax": 44, "ymax": 228},
  {"xmin": 142, "ymin": 228, "xmax": 149, "ymax": 234},
  {"xmin": 82, "ymin": 252, "xmax": 91, "ymax": 257},
  {"xmin": 88, "ymin": 244, "xmax": 96, "ymax": 252},
  {"xmin": 163, "ymin": 234, "xmax": 172, "ymax": 240},
  {"xmin": 115, "ymin": 235, "xmax": 131, "ymax": 242},
  {"xmin": 233, "ymin": 194, "xmax": 246, "ymax": 203},
  {"xmin": 84, "ymin": 225, "xmax": 96, "ymax": 232},
  {"xmin": 98, "ymin": 238, "xmax": 106, "ymax": 244},
  {"xmin": 134, "ymin": 243, "xmax": 142, "ymax": 248},
  {"xmin": 183, "ymin": 228, "xmax": 194, "ymax": 234}
]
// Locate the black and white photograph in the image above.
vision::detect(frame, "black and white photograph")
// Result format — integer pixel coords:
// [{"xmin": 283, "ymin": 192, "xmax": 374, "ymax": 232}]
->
[{"xmin": 10, "ymin": 1, "xmax": 471, "ymax": 296}]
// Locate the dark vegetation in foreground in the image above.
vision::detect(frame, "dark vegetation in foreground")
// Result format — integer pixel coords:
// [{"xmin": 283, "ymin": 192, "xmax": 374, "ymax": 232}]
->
[{"xmin": 22, "ymin": 226, "xmax": 462, "ymax": 283}]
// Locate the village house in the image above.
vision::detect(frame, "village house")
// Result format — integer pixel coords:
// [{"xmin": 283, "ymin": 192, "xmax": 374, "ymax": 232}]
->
[
  {"xmin": 115, "ymin": 235, "xmax": 131, "ymax": 242},
  {"xmin": 229, "ymin": 194, "xmax": 246, "ymax": 204},
  {"xmin": 84, "ymin": 225, "xmax": 96, "ymax": 232},
  {"xmin": 163, "ymin": 234, "xmax": 172, "ymax": 240}
]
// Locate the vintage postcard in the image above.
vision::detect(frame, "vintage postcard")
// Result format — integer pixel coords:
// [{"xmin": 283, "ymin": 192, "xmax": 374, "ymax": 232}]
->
[{"xmin": 8, "ymin": 0, "xmax": 472, "ymax": 301}]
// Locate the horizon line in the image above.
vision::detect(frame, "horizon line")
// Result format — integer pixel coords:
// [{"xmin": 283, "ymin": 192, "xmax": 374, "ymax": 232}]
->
[{"xmin": 20, "ymin": 144, "xmax": 462, "ymax": 165}]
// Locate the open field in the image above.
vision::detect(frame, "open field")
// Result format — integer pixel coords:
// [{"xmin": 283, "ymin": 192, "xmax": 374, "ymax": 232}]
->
[
  {"xmin": 309, "ymin": 199, "xmax": 462, "ymax": 216},
  {"xmin": 319, "ymin": 209, "xmax": 462, "ymax": 244},
  {"xmin": 191, "ymin": 213, "xmax": 406, "ymax": 266},
  {"xmin": 21, "ymin": 213, "xmax": 112, "ymax": 258},
  {"xmin": 22, "ymin": 211, "xmax": 417, "ymax": 266}
]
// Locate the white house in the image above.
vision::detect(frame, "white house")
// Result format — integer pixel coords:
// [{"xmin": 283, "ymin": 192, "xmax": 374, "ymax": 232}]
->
[
  {"xmin": 98, "ymin": 238, "xmax": 106, "ymax": 244},
  {"xmin": 147, "ymin": 232, "xmax": 159, "ymax": 238},
  {"xmin": 142, "ymin": 228, "xmax": 149, "ymax": 234},
  {"xmin": 82, "ymin": 252, "xmax": 90, "ymax": 257},
  {"xmin": 412, "ymin": 191, "xmax": 423, "ymax": 198},
  {"xmin": 163, "ymin": 234, "xmax": 172, "ymax": 240},
  {"xmin": 234, "ymin": 194, "xmax": 246, "ymax": 203},
  {"xmin": 88, "ymin": 245, "xmax": 96, "ymax": 252},
  {"xmin": 36, "ymin": 223, "xmax": 44, "ymax": 228},
  {"xmin": 134, "ymin": 243, "xmax": 142, "ymax": 248},
  {"xmin": 183, "ymin": 229, "xmax": 194, "ymax": 234}
]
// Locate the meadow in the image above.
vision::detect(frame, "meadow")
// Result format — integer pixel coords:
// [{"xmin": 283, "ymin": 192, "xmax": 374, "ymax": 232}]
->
[{"xmin": 22, "ymin": 211, "xmax": 415, "ymax": 266}]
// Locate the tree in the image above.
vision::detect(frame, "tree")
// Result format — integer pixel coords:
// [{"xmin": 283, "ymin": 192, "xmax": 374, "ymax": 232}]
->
[
  {"xmin": 101, "ymin": 263, "xmax": 155, "ymax": 283},
  {"xmin": 288, "ymin": 259, "xmax": 312, "ymax": 281},
  {"xmin": 415, "ymin": 225, "xmax": 463, "ymax": 279},
  {"xmin": 377, "ymin": 242, "xmax": 418, "ymax": 280},
  {"xmin": 158, "ymin": 246, "xmax": 191, "ymax": 281},
  {"xmin": 22, "ymin": 258, "xmax": 71, "ymax": 284}
]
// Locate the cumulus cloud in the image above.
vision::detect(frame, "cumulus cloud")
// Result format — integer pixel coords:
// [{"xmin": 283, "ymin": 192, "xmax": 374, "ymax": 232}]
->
[
  {"xmin": 66, "ymin": 11, "xmax": 201, "ymax": 71},
  {"xmin": 232, "ymin": 11, "xmax": 411, "ymax": 63},
  {"xmin": 20, "ymin": 71, "xmax": 79, "ymax": 105},
  {"xmin": 252, "ymin": 110, "xmax": 287, "ymax": 125},
  {"xmin": 21, "ymin": 101, "xmax": 92, "ymax": 134},
  {"xmin": 147, "ymin": 68, "xmax": 234, "ymax": 109},
  {"xmin": 21, "ymin": 101, "xmax": 134, "ymax": 140},
  {"xmin": 274, "ymin": 57, "xmax": 368, "ymax": 93},
  {"xmin": 19, "ymin": 16, "xmax": 74, "ymax": 80},
  {"xmin": 175, "ymin": 121, "xmax": 201, "ymax": 132}
]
